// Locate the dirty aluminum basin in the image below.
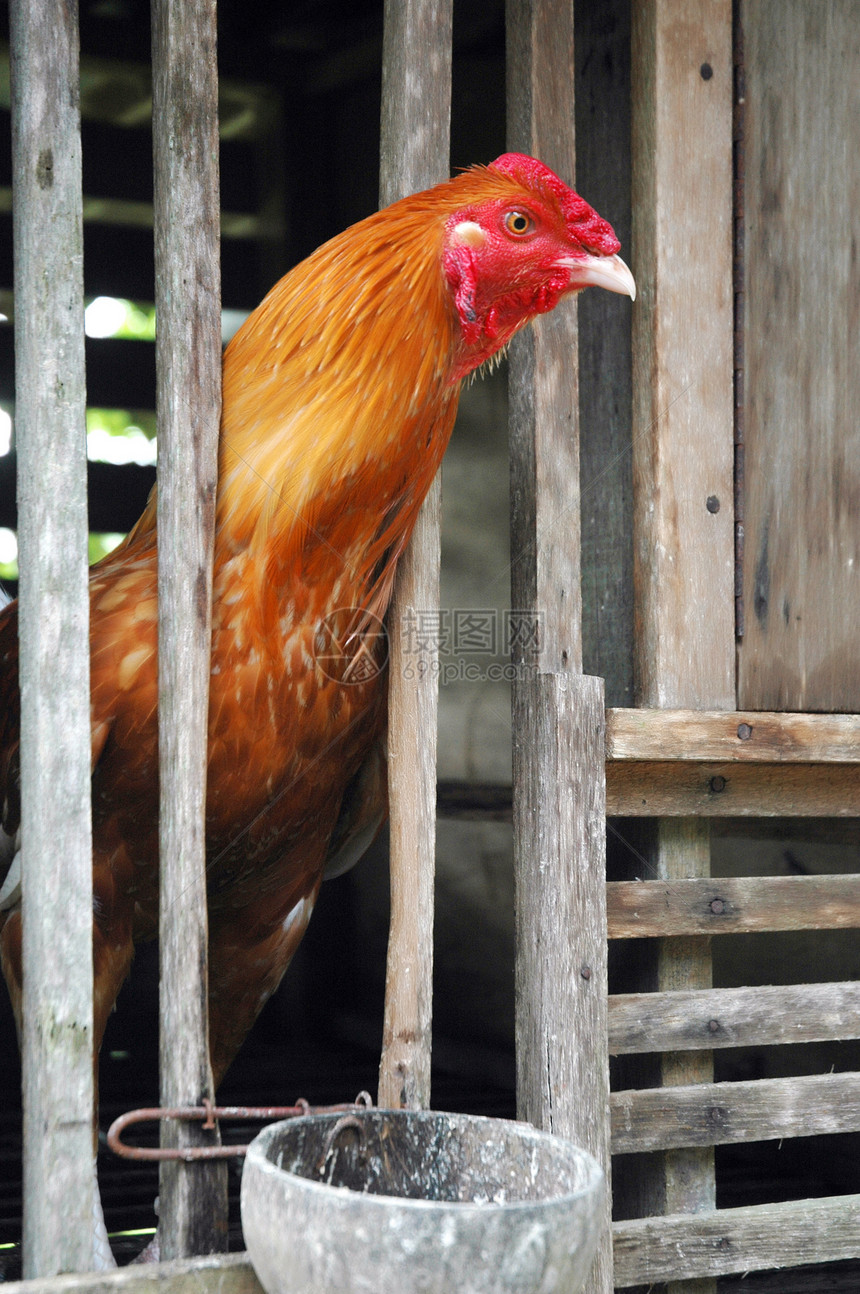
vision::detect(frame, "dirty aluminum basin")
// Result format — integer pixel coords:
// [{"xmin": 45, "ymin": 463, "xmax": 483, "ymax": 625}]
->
[{"xmin": 241, "ymin": 1109, "xmax": 604, "ymax": 1294}]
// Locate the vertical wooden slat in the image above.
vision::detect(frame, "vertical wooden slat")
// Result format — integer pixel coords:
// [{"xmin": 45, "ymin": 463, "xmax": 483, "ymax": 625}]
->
[
  {"xmin": 507, "ymin": 3, "xmax": 612, "ymax": 1291},
  {"xmin": 653, "ymin": 819, "xmax": 715, "ymax": 1218},
  {"xmin": 152, "ymin": 0, "xmax": 227, "ymax": 1260},
  {"xmin": 507, "ymin": 0, "xmax": 581, "ymax": 678},
  {"xmin": 631, "ymin": 0, "xmax": 735, "ymax": 713},
  {"xmin": 10, "ymin": 0, "xmax": 95, "ymax": 1276},
  {"xmin": 738, "ymin": 0, "xmax": 860, "ymax": 712},
  {"xmin": 512, "ymin": 673, "xmax": 609, "ymax": 1282},
  {"xmin": 376, "ymin": 0, "xmax": 452, "ymax": 1113},
  {"xmin": 575, "ymin": 0, "xmax": 634, "ymax": 708},
  {"xmin": 631, "ymin": 2, "xmax": 733, "ymax": 1291}
]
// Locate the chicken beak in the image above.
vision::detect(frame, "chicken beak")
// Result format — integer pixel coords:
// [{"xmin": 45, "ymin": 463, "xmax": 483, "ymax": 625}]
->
[{"xmin": 560, "ymin": 252, "xmax": 636, "ymax": 301}]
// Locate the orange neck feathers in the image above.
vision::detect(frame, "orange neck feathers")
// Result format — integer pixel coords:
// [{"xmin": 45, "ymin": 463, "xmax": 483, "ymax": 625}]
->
[{"xmin": 214, "ymin": 182, "xmax": 471, "ymax": 622}]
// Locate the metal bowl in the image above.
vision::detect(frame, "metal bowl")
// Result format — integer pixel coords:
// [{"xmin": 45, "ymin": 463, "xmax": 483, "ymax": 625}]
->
[{"xmin": 241, "ymin": 1109, "xmax": 604, "ymax": 1294}]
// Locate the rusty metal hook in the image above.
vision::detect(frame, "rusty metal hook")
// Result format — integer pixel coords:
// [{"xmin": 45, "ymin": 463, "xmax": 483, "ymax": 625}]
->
[
  {"xmin": 316, "ymin": 1113, "xmax": 370, "ymax": 1175},
  {"xmin": 107, "ymin": 1095, "xmax": 373, "ymax": 1163}
]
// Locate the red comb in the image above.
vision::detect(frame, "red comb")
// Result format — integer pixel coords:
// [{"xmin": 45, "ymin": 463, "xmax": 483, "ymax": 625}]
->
[{"xmin": 489, "ymin": 153, "xmax": 621, "ymax": 257}]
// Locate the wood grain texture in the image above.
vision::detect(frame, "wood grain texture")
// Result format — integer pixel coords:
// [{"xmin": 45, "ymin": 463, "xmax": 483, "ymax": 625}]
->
[
  {"xmin": 606, "ymin": 708, "xmax": 860, "ymax": 762},
  {"xmin": 12, "ymin": 1245, "xmax": 853, "ymax": 1294},
  {"xmin": 0, "ymin": 1253, "xmax": 264, "ymax": 1294},
  {"xmin": 611, "ymin": 1070, "xmax": 860, "ymax": 1154},
  {"xmin": 631, "ymin": 0, "xmax": 735, "ymax": 711},
  {"xmin": 376, "ymin": 0, "xmax": 452, "ymax": 1112},
  {"xmin": 152, "ymin": 0, "xmax": 226, "ymax": 1259},
  {"xmin": 606, "ymin": 760, "xmax": 860, "ymax": 816},
  {"xmin": 653, "ymin": 823, "xmax": 716, "ymax": 1236},
  {"xmin": 607, "ymin": 873, "xmax": 860, "ymax": 938},
  {"xmin": 10, "ymin": 0, "xmax": 95, "ymax": 1275},
  {"xmin": 512, "ymin": 673, "xmax": 610, "ymax": 1291},
  {"xmin": 613, "ymin": 1194, "xmax": 860, "ymax": 1286},
  {"xmin": 379, "ymin": 479, "xmax": 443, "ymax": 1110},
  {"xmin": 9, "ymin": 1230, "xmax": 858, "ymax": 1294},
  {"xmin": 609, "ymin": 980, "xmax": 860, "ymax": 1054},
  {"xmin": 378, "ymin": 0, "xmax": 452, "ymax": 212},
  {"xmin": 630, "ymin": 3, "xmax": 734, "ymax": 1282},
  {"xmin": 438, "ymin": 788, "xmax": 860, "ymax": 829},
  {"xmin": 738, "ymin": 0, "xmax": 860, "ymax": 711},
  {"xmin": 507, "ymin": 0, "xmax": 581, "ymax": 675},
  {"xmin": 507, "ymin": 6, "xmax": 613, "ymax": 1290}
]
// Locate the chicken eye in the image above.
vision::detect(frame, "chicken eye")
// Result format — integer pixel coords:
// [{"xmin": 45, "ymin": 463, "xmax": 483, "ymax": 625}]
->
[{"xmin": 503, "ymin": 209, "xmax": 535, "ymax": 237}]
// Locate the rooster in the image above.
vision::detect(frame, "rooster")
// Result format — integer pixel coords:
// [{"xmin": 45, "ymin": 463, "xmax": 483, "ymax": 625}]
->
[{"xmin": 0, "ymin": 153, "xmax": 633, "ymax": 1260}]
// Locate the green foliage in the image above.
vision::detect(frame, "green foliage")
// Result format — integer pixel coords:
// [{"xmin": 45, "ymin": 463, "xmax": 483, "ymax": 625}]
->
[
  {"xmin": 89, "ymin": 533, "xmax": 126, "ymax": 565},
  {"xmin": 85, "ymin": 296, "xmax": 156, "ymax": 342},
  {"xmin": 86, "ymin": 408, "xmax": 156, "ymax": 465}
]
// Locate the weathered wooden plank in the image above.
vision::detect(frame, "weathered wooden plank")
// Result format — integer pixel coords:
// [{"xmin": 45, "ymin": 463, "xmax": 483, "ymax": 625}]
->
[
  {"xmin": 10, "ymin": 0, "xmax": 95, "ymax": 1276},
  {"xmin": 738, "ymin": 0, "xmax": 860, "ymax": 711},
  {"xmin": 606, "ymin": 761, "xmax": 860, "ymax": 816},
  {"xmin": 652, "ymin": 822, "xmax": 716, "ymax": 1232},
  {"xmin": 606, "ymin": 709, "xmax": 860, "ymax": 763},
  {"xmin": 376, "ymin": 0, "xmax": 452, "ymax": 1112},
  {"xmin": 611, "ymin": 1071, "xmax": 860, "ymax": 1154},
  {"xmin": 507, "ymin": 4, "xmax": 612, "ymax": 1291},
  {"xmin": 5, "ymin": 1170, "xmax": 854, "ymax": 1294},
  {"xmin": 511, "ymin": 673, "xmax": 610, "ymax": 1279},
  {"xmin": 631, "ymin": 2, "xmax": 734, "ymax": 1280},
  {"xmin": 507, "ymin": 0, "xmax": 583, "ymax": 675},
  {"xmin": 631, "ymin": 0, "xmax": 735, "ymax": 711},
  {"xmin": 612, "ymin": 1194, "xmax": 860, "ymax": 1286},
  {"xmin": 0, "ymin": 1253, "xmax": 263, "ymax": 1294},
  {"xmin": 151, "ymin": 0, "xmax": 226, "ymax": 1260},
  {"xmin": 609, "ymin": 980, "xmax": 860, "ymax": 1053},
  {"xmin": 8, "ymin": 1246, "xmax": 853, "ymax": 1294},
  {"xmin": 437, "ymin": 787, "xmax": 860, "ymax": 833},
  {"xmin": 607, "ymin": 874, "xmax": 860, "ymax": 938}
]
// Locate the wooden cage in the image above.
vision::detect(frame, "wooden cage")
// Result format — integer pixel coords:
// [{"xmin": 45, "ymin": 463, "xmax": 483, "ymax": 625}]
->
[{"xmin": 1, "ymin": 1, "xmax": 858, "ymax": 1292}]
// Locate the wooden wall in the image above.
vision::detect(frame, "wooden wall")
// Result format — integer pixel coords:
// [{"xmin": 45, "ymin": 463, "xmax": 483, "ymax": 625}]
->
[{"xmin": 738, "ymin": 0, "xmax": 860, "ymax": 713}]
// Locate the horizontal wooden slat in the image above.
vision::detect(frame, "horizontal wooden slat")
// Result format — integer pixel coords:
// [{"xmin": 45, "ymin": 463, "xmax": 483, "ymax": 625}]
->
[
  {"xmin": 612, "ymin": 1193, "xmax": 860, "ymax": 1286},
  {"xmin": 453, "ymin": 767, "xmax": 858, "ymax": 823},
  {"xmin": 606, "ymin": 760, "xmax": 860, "ymax": 816},
  {"xmin": 611, "ymin": 1071, "xmax": 860, "ymax": 1154},
  {"xmin": 607, "ymin": 874, "xmax": 860, "ymax": 938},
  {"xmin": 435, "ymin": 796, "xmax": 860, "ymax": 841},
  {"xmin": 0, "ymin": 1254, "xmax": 263, "ymax": 1294},
  {"xmin": 606, "ymin": 708, "xmax": 860, "ymax": 762},
  {"xmin": 609, "ymin": 981, "xmax": 860, "ymax": 1054}
]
